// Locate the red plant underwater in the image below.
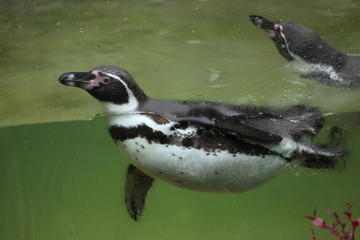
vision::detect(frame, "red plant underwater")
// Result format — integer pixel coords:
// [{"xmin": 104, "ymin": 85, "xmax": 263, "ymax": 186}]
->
[{"xmin": 306, "ymin": 202, "xmax": 360, "ymax": 240}]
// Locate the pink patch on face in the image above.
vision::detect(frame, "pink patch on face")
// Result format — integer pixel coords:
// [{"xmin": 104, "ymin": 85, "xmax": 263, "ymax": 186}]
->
[
  {"xmin": 267, "ymin": 24, "xmax": 279, "ymax": 39},
  {"xmin": 274, "ymin": 24, "xmax": 279, "ymax": 31},
  {"xmin": 84, "ymin": 70, "xmax": 102, "ymax": 90}
]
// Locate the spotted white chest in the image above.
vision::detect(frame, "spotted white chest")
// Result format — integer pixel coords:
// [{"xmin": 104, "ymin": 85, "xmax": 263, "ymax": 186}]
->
[
  {"xmin": 107, "ymin": 113, "xmax": 293, "ymax": 193},
  {"xmin": 289, "ymin": 60, "xmax": 344, "ymax": 83},
  {"xmin": 120, "ymin": 138, "xmax": 290, "ymax": 193}
]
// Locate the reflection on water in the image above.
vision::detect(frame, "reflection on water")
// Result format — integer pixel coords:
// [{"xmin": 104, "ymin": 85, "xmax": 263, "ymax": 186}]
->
[{"xmin": 1, "ymin": 0, "xmax": 360, "ymax": 239}]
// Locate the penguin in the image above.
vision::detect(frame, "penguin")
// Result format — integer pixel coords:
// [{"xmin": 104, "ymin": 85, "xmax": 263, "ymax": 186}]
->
[
  {"xmin": 58, "ymin": 65, "xmax": 346, "ymax": 221},
  {"xmin": 249, "ymin": 15, "xmax": 360, "ymax": 87}
]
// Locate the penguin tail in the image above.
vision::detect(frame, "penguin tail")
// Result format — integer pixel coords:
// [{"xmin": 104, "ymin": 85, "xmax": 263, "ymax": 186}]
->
[{"xmin": 297, "ymin": 143, "xmax": 348, "ymax": 169}]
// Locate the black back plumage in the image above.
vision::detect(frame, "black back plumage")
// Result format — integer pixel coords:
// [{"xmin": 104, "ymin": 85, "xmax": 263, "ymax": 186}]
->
[{"xmin": 140, "ymin": 98, "xmax": 323, "ymax": 143}]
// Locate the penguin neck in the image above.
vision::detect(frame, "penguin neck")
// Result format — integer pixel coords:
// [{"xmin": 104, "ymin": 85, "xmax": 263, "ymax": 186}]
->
[{"xmin": 102, "ymin": 90, "xmax": 148, "ymax": 116}]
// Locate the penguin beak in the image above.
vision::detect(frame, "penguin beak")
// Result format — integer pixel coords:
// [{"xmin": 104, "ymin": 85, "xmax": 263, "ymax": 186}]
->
[
  {"xmin": 58, "ymin": 72, "xmax": 96, "ymax": 89},
  {"xmin": 249, "ymin": 15, "xmax": 278, "ymax": 38}
]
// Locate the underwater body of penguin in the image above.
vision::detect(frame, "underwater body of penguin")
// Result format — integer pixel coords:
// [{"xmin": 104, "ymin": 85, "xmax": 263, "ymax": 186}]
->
[
  {"xmin": 59, "ymin": 65, "xmax": 346, "ymax": 221},
  {"xmin": 250, "ymin": 15, "xmax": 360, "ymax": 87}
]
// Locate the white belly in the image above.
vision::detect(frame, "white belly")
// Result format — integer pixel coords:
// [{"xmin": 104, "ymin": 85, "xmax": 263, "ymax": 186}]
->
[
  {"xmin": 288, "ymin": 56, "xmax": 345, "ymax": 84},
  {"xmin": 118, "ymin": 137, "xmax": 290, "ymax": 193}
]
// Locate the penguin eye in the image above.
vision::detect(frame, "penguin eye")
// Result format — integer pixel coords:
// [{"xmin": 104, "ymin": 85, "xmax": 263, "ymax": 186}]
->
[{"xmin": 103, "ymin": 78, "xmax": 111, "ymax": 84}]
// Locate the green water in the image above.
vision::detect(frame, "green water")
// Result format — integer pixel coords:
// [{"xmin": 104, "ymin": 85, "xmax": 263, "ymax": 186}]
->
[
  {"xmin": 1, "ymin": 0, "xmax": 360, "ymax": 239},
  {"xmin": 1, "ymin": 118, "xmax": 359, "ymax": 240}
]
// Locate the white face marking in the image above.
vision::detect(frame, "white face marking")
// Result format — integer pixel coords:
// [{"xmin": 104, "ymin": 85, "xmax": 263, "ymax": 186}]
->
[
  {"xmin": 279, "ymin": 25, "xmax": 344, "ymax": 83},
  {"xmin": 119, "ymin": 137, "xmax": 289, "ymax": 193},
  {"xmin": 102, "ymin": 73, "xmax": 139, "ymax": 114}
]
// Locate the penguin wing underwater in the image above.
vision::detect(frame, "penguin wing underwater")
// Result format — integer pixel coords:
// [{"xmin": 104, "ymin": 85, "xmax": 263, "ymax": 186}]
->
[{"xmin": 124, "ymin": 164, "xmax": 154, "ymax": 221}]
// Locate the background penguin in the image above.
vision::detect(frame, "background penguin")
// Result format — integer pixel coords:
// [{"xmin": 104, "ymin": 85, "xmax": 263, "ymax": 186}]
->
[
  {"xmin": 59, "ymin": 65, "xmax": 346, "ymax": 221},
  {"xmin": 250, "ymin": 15, "xmax": 360, "ymax": 87}
]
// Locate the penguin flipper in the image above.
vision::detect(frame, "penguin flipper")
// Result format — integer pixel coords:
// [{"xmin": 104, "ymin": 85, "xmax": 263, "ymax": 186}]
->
[
  {"xmin": 176, "ymin": 115, "xmax": 282, "ymax": 142},
  {"xmin": 214, "ymin": 116, "xmax": 283, "ymax": 142},
  {"xmin": 124, "ymin": 164, "xmax": 154, "ymax": 221}
]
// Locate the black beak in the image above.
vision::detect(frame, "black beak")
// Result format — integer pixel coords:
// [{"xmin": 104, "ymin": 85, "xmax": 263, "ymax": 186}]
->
[
  {"xmin": 249, "ymin": 15, "xmax": 276, "ymax": 32},
  {"xmin": 58, "ymin": 72, "xmax": 96, "ymax": 89}
]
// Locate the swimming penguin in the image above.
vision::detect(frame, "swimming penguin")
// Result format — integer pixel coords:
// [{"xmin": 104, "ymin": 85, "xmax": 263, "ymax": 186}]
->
[
  {"xmin": 250, "ymin": 15, "xmax": 360, "ymax": 87},
  {"xmin": 58, "ymin": 65, "xmax": 346, "ymax": 221}
]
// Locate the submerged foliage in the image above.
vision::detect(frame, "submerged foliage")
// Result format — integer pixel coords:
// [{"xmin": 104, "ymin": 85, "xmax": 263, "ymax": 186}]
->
[{"xmin": 306, "ymin": 202, "xmax": 360, "ymax": 240}]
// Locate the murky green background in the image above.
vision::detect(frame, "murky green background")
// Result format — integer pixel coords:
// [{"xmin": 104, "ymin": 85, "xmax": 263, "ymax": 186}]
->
[{"xmin": 1, "ymin": 0, "xmax": 359, "ymax": 239}]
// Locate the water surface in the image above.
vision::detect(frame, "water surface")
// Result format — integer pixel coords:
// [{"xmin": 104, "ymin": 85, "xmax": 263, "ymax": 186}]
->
[{"xmin": 1, "ymin": 0, "xmax": 359, "ymax": 126}]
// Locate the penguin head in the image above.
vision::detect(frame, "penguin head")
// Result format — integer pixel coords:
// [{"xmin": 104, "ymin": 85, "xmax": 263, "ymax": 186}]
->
[
  {"xmin": 250, "ymin": 15, "xmax": 333, "ymax": 64},
  {"xmin": 59, "ymin": 65, "xmax": 147, "ymax": 113}
]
